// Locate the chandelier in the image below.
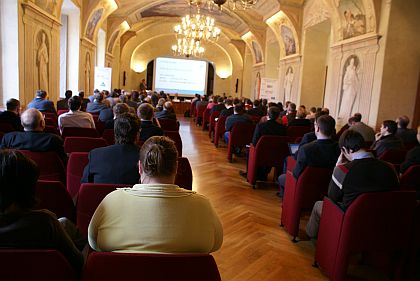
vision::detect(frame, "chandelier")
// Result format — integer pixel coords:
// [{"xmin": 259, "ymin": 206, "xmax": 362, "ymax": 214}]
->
[
  {"xmin": 189, "ymin": 0, "xmax": 259, "ymax": 11},
  {"xmin": 174, "ymin": 13, "xmax": 221, "ymax": 43},
  {"xmin": 172, "ymin": 38, "xmax": 205, "ymax": 58}
]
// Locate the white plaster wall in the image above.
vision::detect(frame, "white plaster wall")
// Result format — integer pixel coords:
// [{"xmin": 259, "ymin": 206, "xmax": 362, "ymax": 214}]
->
[
  {"xmin": 96, "ymin": 28, "xmax": 106, "ymax": 67},
  {"xmin": 0, "ymin": 0, "xmax": 19, "ymax": 107},
  {"xmin": 59, "ymin": 15, "xmax": 68, "ymax": 98},
  {"xmin": 66, "ymin": 6, "xmax": 80, "ymax": 93}
]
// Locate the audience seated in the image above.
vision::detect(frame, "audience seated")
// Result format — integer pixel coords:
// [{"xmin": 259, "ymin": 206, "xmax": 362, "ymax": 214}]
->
[
  {"xmin": 86, "ymin": 92, "xmax": 109, "ymax": 116},
  {"xmin": 78, "ymin": 91, "xmax": 90, "ymax": 112},
  {"xmin": 306, "ymin": 130, "xmax": 399, "ymax": 238},
  {"xmin": 138, "ymin": 103, "xmax": 164, "ymax": 142},
  {"xmin": 224, "ymin": 103, "xmax": 252, "ymax": 144},
  {"xmin": 104, "ymin": 103, "xmax": 130, "ymax": 129},
  {"xmin": 211, "ymin": 97, "xmax": 225, "ymax": 113},
  {"xmin": 219, "ymin": 98, "xmax": 234, "ymax": 117},
  {"xmin": 371, "ymin": 120, "xmax": 404, "ymax": 156},
  {"xmin": 1, "ymin": 108, "xmax": 66, "ymax": 161},
  {"xmin": 400, "ymin": 125, "xmax": 420, "ymax": 174},
  {"xmin": 0, "ymin": 98, "xmax": 23, "ymax": 131},
  {"xmin": 348, "ymin": 113, "xmax": 375, "ymax": 142},
  {"xmin": 58, "ymin": 96, "xmax": 95, "ymax": 133},
  {"xmin": 57, "ymin": 90, "xmax": 72, "ymax": 110},
  {"xmin": 278, "ymin": 115, "xmax": 340, "ymax": 197},
  {"xmin": 155, "ymin": 101, "xmax": 177, "ymax": 120},
  {"xmin": 88, "ymin": 136, "xmax": 223, "ymax": 253},
  {"xmin": 288, "ymin": 107, "xmax": 311, "ymax": 127},
  {"xmin": 395, "ymin": 115, "xmax": 417, "ymax": 144},
  {"xmin": 81, "ymin": 113, "xmax": 140, "ymax": 184},
  {"xmin": 0, "ymin": 150, "xmax": 84, "ymax": 274},
  {"xmin": 247, "ymin": 100, "xmax": 264, "ymax": 117},
  {"xmin": 27, "ymin": 90, "xmax": 56, "ymax": 113},
  {"xmin": 281, "ymin": 102, "xmax": 297, "ymax": 126}
]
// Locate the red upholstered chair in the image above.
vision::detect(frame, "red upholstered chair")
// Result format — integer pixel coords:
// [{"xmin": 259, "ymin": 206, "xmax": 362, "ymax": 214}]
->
[
  {"xmin": 164, "ymin": 131, "xmax": 183, "ymax": 157},
  {"xmin": 44, "ymin": 117, "xmax": 57, "ymax": 127},
  {"xmin": 44, "ymin": 125, "xmax": 60, "ymax": 135},
  {"xmin": 315, "ymin": 191, "xmax": 417, "ymax": 281},
  {"xmin": 91, "ymin": 113, "xmax": 100, "ymax": 122},
  {"xmin": 281, "ymin": 167, "xmax": 333, "ymax": 242},
  {"xmin": 202, "ymin": 107, "xmax": 211, "ymax": 130},
  {"xmin": 287, "ymin": 126, "xmax": 311, "ymax": 140},
  {"xmin": 250, "ymin": 115, "xmax": 262, "ymax": 124},
  {"xmin": 18, "ymin": 150, "xmax": 66, "ymax": 184},
  {"xmin": 286, "ymin": 156, "xmax": 297, "ymax": 172},
  {"xmin": 195, "ymin": 103, "xmax": 207, "ymax": 126},
  {"xmin": 102, "ymin": 129, "xmax": 115, "ymax": 145},
  {"xmin": 214, "ymin": 115, "xmax": 227, "ymax": 148},
  {"xmin": 0, "ymin": 122, "xmax": 16, "ymax": 133},
  {"xmin": 61, "ymin": 127, "xmax": 100, "ymax": 140},
  {"xmin": 82, "ymin": 251, "xmax": 221, "ymax": 281},
  {"xmin": 64, "ymin": 137, "xmax": 107, "ymax": 153},
  {"xmin": 66, "ymin": 152, "xmax": 89, "ymax": 199},
  {"xmin": 208, "ymin": 111, "xmax": 220, "ymax": 139},
  {"xmin": 35, "ymin": 180, "xmax": 76, "ymax": 222},
  {"xmin": 94, "ymin": 120, "xmax": 105, "ymax": 135},
  {"xmin": 158, "ymin": 118, "xmax": 180, "ymax": 131},
  {"xmin": 76, "ymin": 183, "xmax": 131, "ymax": 235},
  {"xmin": 190, "ymin": 101, "xmax": 196, "ymax": 119},
  {"xmin": 175, "ymin": 157, "xmax": 193, "ymax": 190},
  {"xmin": 378, "ymin": 149, "xmax": 408, "ymax": 172},
  {"xmin": 400, "ymin": 164, "xmax": 420, "ymax": 192},
  {"xmin": 57, "ymin": 109, "xmax": 69, "ymax": 116},
  {"xmin": 0, "ymin": 249, "xmax": 77, "ymax": 281},
  {"xmin": 43, "ymin": 112, "xmax": 58, "ymax": 121},
  {"xmin": 227, "ymin": 122, "xmax": 255, "ymax": 162},
  {"xmin": 247, "ymin": 136, "xmax": 289, "ymax": 188}
]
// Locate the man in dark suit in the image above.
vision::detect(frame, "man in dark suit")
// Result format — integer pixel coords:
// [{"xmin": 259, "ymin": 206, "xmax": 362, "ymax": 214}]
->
[
  {"xmin": 0, "ymin": 98, "xmax": 23, "ymax": 131},
  {"xmin": 219, "ymin": 98, "xmax": 234, "ymax": 117},
  {"xmin": 57, "ymin": 90, "xmax": 72, "ymax": 110},
  {"xmin": 0, "ymin": 108, "xmax": 66, "ymax": 161},
  {"xmin": 277, "ymin": 115, "xmax": 340, "ymax": 197},
  {"xmin": 27, "ymin": 90, "xmax": 56, "ymax": 113},
  {"xmin": 105, "ymin": 103, "xmax": 130, "ymax": 129},
  {"xmin": 81, "ymin": 113, "xmax": 141, "ymax": 185},
  {"xmin": 86, "ymin": 92, "xmax": 109, "ymax": 113},
  {"xmin": 371, "ymin": 120, "xmax": 404, "ymax": 156},
  {"xmin": 400, "ymin": 125, "xmax": 420, "ymax": 174},
  {"xmin": 78, "ymin": 91, "xmax": 90, "ymax": 112},
  {"xmin": 138, "ymin": 103, "xmax": 164, "ymax": 142},
  {"xmin": 224, "ymin": 103, "xmax": 252, "ymax": 144},
  {"xmin": 395, "ymin": 115, "xmax": 417, "ymax": 145},
  {"xmin": 155, "ymin": 101, "xmax": 177, "ymax": 120},
  {"xmin": 211, "ymin": 97, "xmax": 225, "ymax": 113},
  {"xmin": 247, "ymin": 100, "xmax": 264, "ymax": 117}
]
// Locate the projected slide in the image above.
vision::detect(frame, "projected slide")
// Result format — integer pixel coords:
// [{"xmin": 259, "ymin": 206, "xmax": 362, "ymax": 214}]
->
[{"xmin": 154, "ymin": 57, "xmax": 208, "ymax": 95}]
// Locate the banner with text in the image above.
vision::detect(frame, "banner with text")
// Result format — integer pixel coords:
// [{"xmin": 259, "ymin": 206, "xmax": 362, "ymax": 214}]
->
[
  {"xmin": 260, "ymin": 78, "xmax": 280, "ymax": 102},
  {"xmin": 94, "ymin": 67, "xmax": 112, "ymax": 92}
]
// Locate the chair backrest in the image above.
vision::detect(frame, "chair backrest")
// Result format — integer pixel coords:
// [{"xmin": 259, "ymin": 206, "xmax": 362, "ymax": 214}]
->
[
  {"xmin": 0, "ymin": 122, "xmax": 16, "ymax": 133},
  {"xmin": 94, "ymin": 120, "xmax": 105, "ymax": 135},
  {"xmin": 61, "ymin": 127, "xmax": 100, "ymax": 140},
  {"xmin": 159, "ymin": 119, "xmax": 179, "ymax": 131},
  {"xmin": 0, "ymin": 249, "xmax": 77, "ymax": 281},
  {"xmin": 101, "ymin": 129, "xmax": 115, "ymax": 145},
  {"xmin": 44, "ymin": 125, "xmax": 60, "ymax": 135},
  {"xmin": 229, "ymin": 122, "xmax": 255, "ymax": 147},
  {"xmin": 254, "ymin": 135, "xmax": 289, "ymax": 166},
  {"xmin": 66, "ymin": 152, "xmax": 89, "ymax": 199},
  {"xmin": 214, "ymin": 115, "xmax": 227, "ymax": 147},
  {"xmin": 400, "ymin": 164, "xmax": 420, "ymax": 191},
  {"xmin": 202, "ymin": 108, "xmax": 211, "ymax": 123},
  {"xmin": 82, "ymin": 252, "xmax": 221, "ymax": 281},
  {"xmin": 190, "ymin": 102, "xmax": 196, "ymax": 117},
  {"xmin": 175, "ymin": 157, "xmax": 193, "ymax": 190},
  {"xmin": 287, "ymin": 126, "xmax": 311, "ymax": 138},
  {"xmin": 378, "ymin": 148, "xmax": 408, "ymax": 165},
  {"xmin": 57, "ymin": 109, "xmax": 69, "ymax": 116},
  {"xmin": 44, "ymin": 117, "xmax": 57, "ymax": 127},
  {"xmin": 18, "ymin": 150, "xmax": 66, "ymax": 183},
  {"xmin": 64, "ymin": 137, "xmax": 107, "ymax": 153},
  {"xmin": 43, "ymin": 112, "xmax": 58, "ymax": 121},
  {"xmin": 76, "ymin": 183, "xmax": 131, "ymax": 235},
  {"xmin": 164, "ymin": 131, "xmax": 183, "ymax": 157},
  {"xmin": 35, "ymin": 180, "xmax": 76, "ymax": 222}
]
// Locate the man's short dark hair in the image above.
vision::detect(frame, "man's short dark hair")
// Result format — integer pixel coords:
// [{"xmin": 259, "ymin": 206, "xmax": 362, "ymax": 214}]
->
[
  {"xmin": 78, "ymin": 91, "xmax": 85, "ymax": 98},
  {"xmin": 217, "ymin": 97, "xmax": 224, "ymax": 103},
  {"xmin": 268, "ymin": 106, "xmax": 281, "ymax": 120},
  {"xmin": 138, "ymin": 103, "xmax": 154, "ymax": 120},
  {"xmin": 94, "ymin": 92, "xmax": 103, "ymax": 102},
  {"xmin": 0, "ymin": 150, "xmax": 39, "ymax": 211},
  {"xmin": 253, "ymin": 99, "xmax": 260, "ymax": 107},
  {"xmin": 339, "ymin": 130, "xmax": 365, "ymax": 153},
  {"xmin": 65, "ymin": 90, "xmax": 72, "ymax": 99},
  {"xmin": 225, "ymin": 98, "xmax": 233, "ymax": 106},
  {"xmin": 114, "ymin": 113, "xmax": 140, "ymax": 144},
  {"xmin": 396, "ymin": 115, "xmax": 410, "ymax": 129},
  {"xmin": 316, "ymin": 115, "xmax": 336, "ymax": 137},
  {"xmin": 36, "ymin": 90, "xmax": 47, "ymax": 98},
  {"xmin": 288, "ymin": 103, "xmax": 297, "ymax": 111},
  {"xmin": 234, "ymin": 103, "xmax": 245, "ymax": 114},
  {"xmin": 113, "ymin": 103, "xmax": 129, "ymax": 118},
  {"xmin": 6, "ymin": 98, "xmax": 20, "ymax": 111},
  {"xmin": 353, "ymin": 113, "xmax": 362, "ymax": 122},
  {"xmin": 383, "ymin": 120, "xmax": 398, "ymax": 134},
  {"xmin": 68, "ymin": 96, "xmax": 82, "ymax": 111}
]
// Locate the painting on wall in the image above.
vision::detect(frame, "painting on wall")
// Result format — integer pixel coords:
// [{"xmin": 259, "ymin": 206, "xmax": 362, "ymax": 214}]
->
[
  {"xmin": 107, "ymin": 31, "xmax": 119, "ymax": 53},
  {"xmin": 86, "ymin": 8, "xmax": 104, "ymax": 40},
  {"xmin": 338, "ymin": 55, "xmax": 360, "ymax": 120},
  {"xmin": 281, "ymin": 26, "xmax": 296, "ymax": 56},
  {"xmin": 251, "ymin": 41, "xmax": 263, "ymax": 64},
  {"xmin": 338, "ymin": 0, "xmax": 366, "ymax": 39}
]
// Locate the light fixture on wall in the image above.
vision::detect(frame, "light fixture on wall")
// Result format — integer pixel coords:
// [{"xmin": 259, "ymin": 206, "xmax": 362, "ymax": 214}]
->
[
  {"xmin": 171, "ymin": 38, "xmax": 205, "ymax": 58},
  {"xmin": 188, "ymin": 0, "xmax": 259, "ymax": 11}
]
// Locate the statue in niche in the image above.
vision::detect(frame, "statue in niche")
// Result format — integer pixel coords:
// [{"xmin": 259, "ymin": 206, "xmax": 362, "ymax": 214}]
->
[
  {"xmin": 85, "ymin": 53, "xmax": 91, "ymax": 95},
  {"xmin": 338, "ymin": 55, "xmax": 360, "ymax": 120},
  {"xmin": 284, "ymin": 66, "xmax": 294, "ymax": 103},
  {"xmin": 37, "ymin": 32, "xmax": 49, "ymax": 93},
  {"xmin": 254, "ymin": 72, "xmax": 261, "ymax": 99}
]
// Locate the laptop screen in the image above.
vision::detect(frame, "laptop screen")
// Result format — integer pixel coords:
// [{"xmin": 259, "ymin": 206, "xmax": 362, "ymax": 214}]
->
[{"xmin": 288, "ymin": 143, "xmax": 300, "ymax": 155}]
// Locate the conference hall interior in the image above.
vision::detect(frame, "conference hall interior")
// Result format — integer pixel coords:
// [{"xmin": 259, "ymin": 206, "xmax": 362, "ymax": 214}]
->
[{"xmin": 0, "ymin": 0, "xmax": 419, "ymax": 280}]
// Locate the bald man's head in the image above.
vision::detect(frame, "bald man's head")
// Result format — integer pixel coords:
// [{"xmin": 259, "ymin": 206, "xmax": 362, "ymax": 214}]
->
[{"xmin": 21, "ymin": 108, "xmax": 45, "ymax": 132}]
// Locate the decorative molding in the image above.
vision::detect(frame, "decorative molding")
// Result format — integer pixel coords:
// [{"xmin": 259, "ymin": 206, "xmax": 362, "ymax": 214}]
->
[{"xmin": 303, "ymin": 0, "xmax": 330, "ymax": 30}]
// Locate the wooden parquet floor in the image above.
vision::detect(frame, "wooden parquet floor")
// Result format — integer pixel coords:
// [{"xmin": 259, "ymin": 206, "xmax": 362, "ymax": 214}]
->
[{"xmin": 178, "ymin": 117, "xmax": 328, "ymax": 281}]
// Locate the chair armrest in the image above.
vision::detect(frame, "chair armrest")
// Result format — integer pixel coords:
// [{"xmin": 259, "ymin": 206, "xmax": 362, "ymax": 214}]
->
[{"xmin": 287, "ymin": 156, "xmax": 296, "ymax": 172}]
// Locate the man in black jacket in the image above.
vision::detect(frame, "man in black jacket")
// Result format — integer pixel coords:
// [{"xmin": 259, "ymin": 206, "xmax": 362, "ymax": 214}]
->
[
  {"xmin": 138, "ymin": 103, "xmax": 163, "ymax": 142},
  {"xmin": 306, "ymin": 130, "xmax": 399, "ymax": 238},
  {"xmin": 370, "ymin": 120, "xmax": 404, "ymax": 156},
  {"xmin": 81, "ymin": 113, "xmax": 141, "ymax": 185},
  {"xmin": 0, "ymin": 98, "xmax": 23, "ymax": 131}
]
